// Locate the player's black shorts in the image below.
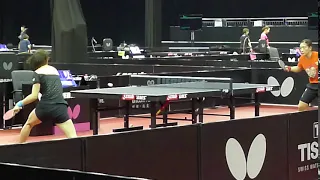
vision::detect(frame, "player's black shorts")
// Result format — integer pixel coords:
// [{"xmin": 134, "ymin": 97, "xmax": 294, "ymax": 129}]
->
[
  {"xmin": 300, "ymin": 83, "xmax": 318, "ymax": 104},
  {"xmin": 35, "ymin": 103, "xmax": 70, "ymax": 124}
]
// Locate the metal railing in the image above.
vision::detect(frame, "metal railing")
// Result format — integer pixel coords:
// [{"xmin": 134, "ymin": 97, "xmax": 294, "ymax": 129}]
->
[{"xmin": 201, "ymin": 17, "xmax": 308, "ymax": 27}]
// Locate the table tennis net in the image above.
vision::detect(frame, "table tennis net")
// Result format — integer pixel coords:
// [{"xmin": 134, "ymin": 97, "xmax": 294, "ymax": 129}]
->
[{"xmin": 128, "ymin": 75, "xmax": 234, "ymax": 90}]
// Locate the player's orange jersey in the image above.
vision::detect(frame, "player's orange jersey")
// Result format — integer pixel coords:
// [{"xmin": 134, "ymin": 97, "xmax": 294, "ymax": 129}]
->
[{"xmin": 298, "ymin": 51, "xmax": 318, "ymax": 84}]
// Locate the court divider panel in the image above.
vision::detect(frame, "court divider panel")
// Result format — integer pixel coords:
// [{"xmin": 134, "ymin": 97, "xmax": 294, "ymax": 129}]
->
[
  {"xmin": 89, "ymin": 58, "xmax": 242, "ymax": 67},
  {"xmin": 252, "ymin": 68, "xmax": 309, "ymax": 105},
  {"xmin": 51, "ymin": 63, "xmax": 225, "ymax": 77},
  {"xmin": 87, "ymin": 55, "xmax": 258, "ymax": 65},
  {"xmin": 51, "ymin": 58, "xmax": 298, "ymax": 70},
  {"xmin": 84, "ymin": 124, "xmax": 200, "ymax": 180},
  {"xmin": 0, "ymin": 137, "xmax": 84, "ymax": 171},
  {"xmin": 0, "ymin": 53, "xmax": 19, "ymax": 79},
  {"xmin": 287, "ymin": 110, "xmax": 318, "ymax": 180},
  {"xmin": 200, "ymin": 114, "xmax": 289, "ymax": 180},
  {"xmin": 0, "ymin": 163, "xmax": 148, "ymax": 180},
  {"xmin": 152, "ymin": 65, "xmax": 223, "ymax": 73},
  {"xmin": 68, "ymin": 56, "xmax": 254, "ymax": 66},
  {"xmin": 48, "ymin": 61, "xmax": 248, "ymax": 77},
  {"xmin": 51, "ymin": 63, "xmax": 155, "ymax": 77}
]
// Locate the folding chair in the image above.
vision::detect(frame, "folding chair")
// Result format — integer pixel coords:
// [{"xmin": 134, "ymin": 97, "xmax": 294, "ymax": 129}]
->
[{"xmin": 9, "ymin": 70, "xmax": 34, "ymax": 128}]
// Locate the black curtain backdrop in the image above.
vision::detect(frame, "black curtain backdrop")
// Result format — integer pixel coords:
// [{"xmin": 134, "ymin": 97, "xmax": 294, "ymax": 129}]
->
[
  {"xmin": 0, "ymin": 3, "xmax": 3, "ymax": 43},
  {"xmin": 0, "ymin": 0, "xmax": 317, "ymax": 46},
  {"xmin": 0, "ymin": 1, "xmax": 51, "ymax": 45},
  {"xmin": 51, "ymin": 0, "xmax": 88, "ymax": 63},
  {"xmin": 145, "ymin": 0, "xmax": 162, "ymax": 48}
]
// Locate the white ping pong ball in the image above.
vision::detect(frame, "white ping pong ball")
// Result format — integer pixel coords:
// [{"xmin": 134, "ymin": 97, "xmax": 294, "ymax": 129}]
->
[{"xmin": 108, "ymin": 83, "xmax": 113, "ymax": 87}]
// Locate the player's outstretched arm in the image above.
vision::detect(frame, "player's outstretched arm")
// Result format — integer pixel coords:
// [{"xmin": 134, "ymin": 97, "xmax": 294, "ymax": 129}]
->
[{"xmin": 285, "ymin": 66, "xmax": 302, "ymax": 73}]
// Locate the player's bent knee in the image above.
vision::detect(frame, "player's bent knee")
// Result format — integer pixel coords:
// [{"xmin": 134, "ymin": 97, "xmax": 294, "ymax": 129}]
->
[
  {"xmin": 24, "ymin": 122, "xmax": 34, "ymax": 129},
  {"xmin": 25, "ymin": 117, "xmax": 41, "ymax": 127}
]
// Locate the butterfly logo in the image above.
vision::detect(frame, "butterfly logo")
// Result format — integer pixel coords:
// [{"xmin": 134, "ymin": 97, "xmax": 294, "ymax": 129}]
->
[
  {"xmin": 3, "ymin": 62, "xmax": 12, "ymax": 70},
  {"xmin": 68, "ymin": 104, "xmax": 81, "ymax": 119},
  {"xmin": 267, "ymin": 76, "xmax": 294, "ymax": 97},
  {"xmin": 225, "ymin": 134, "xmax": 267, "ymax": 180},
  {"xmin": 287, "ymin": 57, "xmax": 296, "ymax": 62}
]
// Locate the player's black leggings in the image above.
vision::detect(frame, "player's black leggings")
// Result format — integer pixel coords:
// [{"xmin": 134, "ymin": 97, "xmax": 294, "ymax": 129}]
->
[{"xmin": 300, "ymin": 83, "xmax": 318, "ymax": 104}]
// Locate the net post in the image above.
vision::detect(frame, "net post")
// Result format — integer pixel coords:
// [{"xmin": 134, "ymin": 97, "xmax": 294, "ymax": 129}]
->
[
  {"xmin": 229, "ymin": 78, "xmax": 233, "ymax": 95},
  {"xmin": 128, "ymin": 75, "xmax": 132, "ymax": 86},
  {"xmin": 97, "ymin": 77, "xmax": 101, "ymax": 89}
]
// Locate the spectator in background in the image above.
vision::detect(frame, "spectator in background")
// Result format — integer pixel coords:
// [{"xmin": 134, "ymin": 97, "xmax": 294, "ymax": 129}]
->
[
  {"xmin": 260, "ymin": 26, "xmax": 271, "ymax": 47},
  {"xmin": 239, "ymin": 28, "xmax": 252, "ymax": 54},
  {"xmin": 18, "ymin": 34, "xmax": 31, "ymax": 53}
]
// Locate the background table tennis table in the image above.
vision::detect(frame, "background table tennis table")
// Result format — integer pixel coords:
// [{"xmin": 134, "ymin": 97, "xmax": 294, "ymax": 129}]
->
[{"xmin": 71, "ymin": 79, "xmax": 279, "ymax": 134}]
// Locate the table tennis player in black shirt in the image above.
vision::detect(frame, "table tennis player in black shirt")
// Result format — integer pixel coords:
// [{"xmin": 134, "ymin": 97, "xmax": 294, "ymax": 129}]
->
[
  {"xmin": 239, "ymin": 28, "xmax": 252, "ymax": 54},
  {"xmin": 13, "ymin": 50, "xmax": 77, "ymax": 143}
]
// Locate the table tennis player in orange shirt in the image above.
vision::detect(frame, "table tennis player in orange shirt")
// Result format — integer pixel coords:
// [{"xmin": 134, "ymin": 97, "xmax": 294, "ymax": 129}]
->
[{"xmin": 284, "ymin": 39, "xmax": 318, "ymax": 111}]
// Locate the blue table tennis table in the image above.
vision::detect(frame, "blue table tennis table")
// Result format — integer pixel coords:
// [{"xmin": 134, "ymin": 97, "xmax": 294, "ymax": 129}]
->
[{"xmin": 71, "ymin": 75, "xmax": 279, "ymax": 134}]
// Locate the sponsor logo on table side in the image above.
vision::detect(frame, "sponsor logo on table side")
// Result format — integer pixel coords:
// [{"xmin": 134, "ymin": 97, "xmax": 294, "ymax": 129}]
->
[
  {"xmin": 265, "ymin": 86, "xmax": 273, "ymax": 91},
  {"xmin": 256, "ymin": 87, "xmax": 266, "ymax": 93},
  {"xmin": 121, "ymin": 94, "xmax": 188, "ymax": 101},
  {"xmin": 256, "ymin": 86, "xmax": 274, "ymax": 93},
  {"xmin": 166, "ymin": 94, "xmax": 188, "ymax": 101},
  {"xmin": 166, "ymin": 94, "xmax": 178, "ymax": 101},
  {"xmin": 121, "ymin": 94, "xmax": 135, "ymax": 100},
  {"xmin": 136, "ymin": 95, "xmax": 147, "ymax": 100}
]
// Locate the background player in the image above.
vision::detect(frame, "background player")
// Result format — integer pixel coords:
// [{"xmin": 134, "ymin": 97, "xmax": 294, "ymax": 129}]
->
[
  {"xmin": 13, "ymin": 50, "xmax": 77, "ymax": 143},
  {"xmin": 260, "ymin": 26, "xmax": 271, "ymax": 47},
  {"xmin": 239, "ymin": 28, "xmax": 252, "ymax": 54},
  {"xmin": 18, "ymin": 34, "xmax": 31, "ymax": 53},
  {"xmin": 284, "ymin": 39, "xmax": 318, "ymax": 111}
]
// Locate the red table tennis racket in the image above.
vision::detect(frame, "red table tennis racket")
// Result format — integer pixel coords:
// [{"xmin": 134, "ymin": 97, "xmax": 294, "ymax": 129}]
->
[
  {"xmin": 3, "ymin": 109, "xmax": 16, "ymax": 121},
  {"xmin": 156, "ymin": 101, "xmax": 170, "ymax": 115}
]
